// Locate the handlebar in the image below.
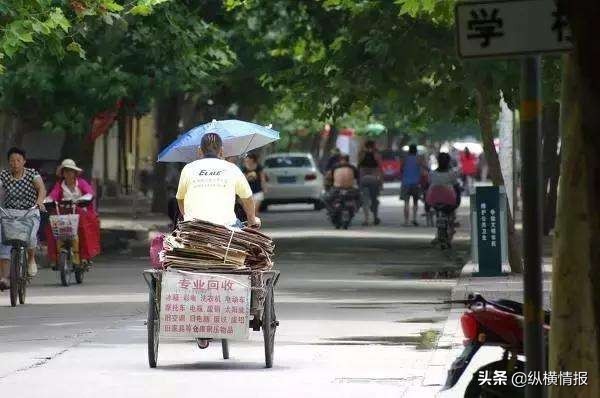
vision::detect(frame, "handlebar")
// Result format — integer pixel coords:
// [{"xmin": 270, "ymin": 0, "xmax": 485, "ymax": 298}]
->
[
  {"xmin": 0, "ymin": 205, "xmax": 40, "ymax": 220},
  {"xmin": 445, "ymin": 292, "xmax": 524, "ymax": 315},
  {"xmin": 444, "ymin": 293, "xmax": 491, "ymax": 305},
  {"xmin": 45, "ymin": 199, "xmax": 92, "ymax": 205}
]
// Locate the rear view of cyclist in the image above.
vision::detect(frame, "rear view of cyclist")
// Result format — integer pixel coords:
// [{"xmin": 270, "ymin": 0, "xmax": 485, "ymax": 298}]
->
[
  {"xmin": 426, "ymin": 152, "xmax": 460, "ymax": 245},
  {"xmin": 0, "ymin": 148, "xmax": 46, "ymax": 289}
]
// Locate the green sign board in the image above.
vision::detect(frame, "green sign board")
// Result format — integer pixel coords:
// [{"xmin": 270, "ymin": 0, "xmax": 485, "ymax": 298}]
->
[{"xmin": 475, "ymin": 186, "xmax": 502, "ymax": 276}]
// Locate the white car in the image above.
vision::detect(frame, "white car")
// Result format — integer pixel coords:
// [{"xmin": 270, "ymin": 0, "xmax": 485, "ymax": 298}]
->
[{"xmin": 261, "ymin": 153, "xmax": 325, "ymax": 211}]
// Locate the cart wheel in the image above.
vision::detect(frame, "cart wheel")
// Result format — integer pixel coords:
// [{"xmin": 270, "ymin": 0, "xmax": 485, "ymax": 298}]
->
[
  {"xmin": 222, "ymin": 339, "xmax": 230, "ymax": 359},
  {"xmin": 147, "ymin": 278, "xmax": 160, "ymax": 368},
  {"xmin": 18, "ymin": 248, "xmax": 27, "ymax": 305},
  {"xmin": 262, "ymin": 283, "xmax": 277, "ymax": 368}
]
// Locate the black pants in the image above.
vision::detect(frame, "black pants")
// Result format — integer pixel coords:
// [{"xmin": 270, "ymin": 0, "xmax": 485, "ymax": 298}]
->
[
  {"xmin": 360, "ymin": 176, "xmax": 380, "ymax": 217},
  {"xmin": 167, "ymin": 197, "xmax": 181, "ymax": 230}
]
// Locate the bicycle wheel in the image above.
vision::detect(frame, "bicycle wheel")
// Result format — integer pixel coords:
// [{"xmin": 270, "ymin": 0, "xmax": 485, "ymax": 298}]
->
[
  {"xmin": 147, "ymin": 277, "xmax": 160, "ymax": 368},
  {"xmin": 59, "ymin": 251, "xmax": 71, "ymax": 287},
  {"xmin": 262, "ymin": 282, "xmax": 277, "ymax": 368},
  {"xmin": 9, "ymin": 248, "xmax": 18, "ymax": 307},
  {"xmin": 18, "ymin": 248, "xmax": 26, "ymax": 305},
  {"xmin": 75, "ymin": 267, "xmax": 84, "ymax": 284}
]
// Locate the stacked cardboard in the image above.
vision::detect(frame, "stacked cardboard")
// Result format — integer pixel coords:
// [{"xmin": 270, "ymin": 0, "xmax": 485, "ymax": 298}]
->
[{"xmin": 162, "ymin": 220, "xmax": 274, "ymax": 271}]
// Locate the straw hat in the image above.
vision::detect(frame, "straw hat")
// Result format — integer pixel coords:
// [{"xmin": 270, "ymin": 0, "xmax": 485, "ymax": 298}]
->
[{"xmin": 56, "ymin": 159, "xmax": 83, "ymax": 176}]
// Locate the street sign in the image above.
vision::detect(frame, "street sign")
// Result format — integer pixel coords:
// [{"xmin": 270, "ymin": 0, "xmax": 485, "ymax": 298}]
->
[
  {"xmin": 475, "ymin": 186, "xmax": 503, "ymax": 276},
  {"xmin": 456, "ymin": 0, "xmax": 572, "ymax": 58},
  {"xmin": 160, "ymin": 269, "xmax": 251, "ymax": 340}
]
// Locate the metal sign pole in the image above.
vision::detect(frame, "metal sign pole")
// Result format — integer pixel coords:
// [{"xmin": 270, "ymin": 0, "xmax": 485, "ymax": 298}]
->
[{"xmin": 520, "ymin": 55, "xmax": 545, "ymax": 398}]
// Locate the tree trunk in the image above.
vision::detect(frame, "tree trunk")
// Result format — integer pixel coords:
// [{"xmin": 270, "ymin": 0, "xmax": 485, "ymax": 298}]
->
[
  {"xmin": 549, "ymin": 53, "xmax": 600, "ymax": 398},
  {"xmin": 541, "ymin": 102, "xmax": 561, "ymax": 235},
  {"xmin": 151, "ymin": 94, "xmax": 182, "ymax": 213},
  {"xmin": 549, "ymin": 2, "xmax": 600, "ymax": 394},
  {"xmin": 475, "ymin": 85, "xmax": 524, "ymax": 273}
]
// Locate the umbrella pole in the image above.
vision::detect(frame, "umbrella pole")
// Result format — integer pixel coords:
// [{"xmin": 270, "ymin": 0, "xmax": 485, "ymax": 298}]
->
[{"xmin": 242, "ymin": 134, "xmax": 256, "ymax": 156}]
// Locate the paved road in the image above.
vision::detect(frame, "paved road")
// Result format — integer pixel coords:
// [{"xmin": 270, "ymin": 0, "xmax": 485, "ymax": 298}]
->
[{"xmin": 0, "ymin": 195, "xmax": 470, "ymax": 398}]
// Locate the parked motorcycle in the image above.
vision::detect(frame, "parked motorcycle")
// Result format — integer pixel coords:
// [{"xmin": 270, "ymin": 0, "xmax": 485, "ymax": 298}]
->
[
  {"xmin": 327, "ymin": 188, "xmax": 360, "ymax": 229},
  {"xmin": 443, "ymin": 293, "xmax": 551, "ymax": 397}
]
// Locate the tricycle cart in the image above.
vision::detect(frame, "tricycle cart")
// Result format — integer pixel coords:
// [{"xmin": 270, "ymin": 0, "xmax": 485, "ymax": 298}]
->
[{"xmin": 143, "ymin": 268, "xmax": 280, "ymax": 369}]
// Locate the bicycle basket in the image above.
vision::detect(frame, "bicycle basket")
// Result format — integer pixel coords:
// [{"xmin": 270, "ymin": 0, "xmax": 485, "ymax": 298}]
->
[
  {"xmin": 50, "ymin": 214, "xmax": 80, "ymax": 241},
  {"xmin": 1, "ymin": 215, "xmax": 36, "ymax": 246}
]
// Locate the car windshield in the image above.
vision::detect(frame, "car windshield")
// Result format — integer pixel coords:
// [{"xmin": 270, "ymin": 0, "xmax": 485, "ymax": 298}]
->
[{"xmin": 265, "ymin": 156, "xmax": 312, "ymax": 168}]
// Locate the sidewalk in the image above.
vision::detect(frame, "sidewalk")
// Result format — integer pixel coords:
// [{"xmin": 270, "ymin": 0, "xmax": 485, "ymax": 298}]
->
[
  {"xmin": 98, "ymin": 195, "xmax": 170, "ymax": 233},
  {"xmin": 422, "ymin": 238, "xmax": 553, "ymax": 397}
]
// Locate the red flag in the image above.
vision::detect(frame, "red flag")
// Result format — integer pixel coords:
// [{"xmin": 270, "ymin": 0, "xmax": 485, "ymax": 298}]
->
[{"xmin": 86, "ymin": 100, "xmax": 123, "ymax": 142}]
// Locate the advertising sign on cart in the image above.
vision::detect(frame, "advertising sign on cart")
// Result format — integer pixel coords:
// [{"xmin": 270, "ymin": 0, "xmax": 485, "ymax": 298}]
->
[{"xmin": 160, "ymin": 269, "xmax": 251, "ymax": 340}]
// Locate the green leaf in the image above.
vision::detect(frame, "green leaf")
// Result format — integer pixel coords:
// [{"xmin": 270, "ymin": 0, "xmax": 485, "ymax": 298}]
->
[
  {"xmin": 130, "ymin": 5, "xmax": 152, "ymax": 16},
  {"xmin": 32, "ymin": 21, "xmax": 49, "ymax": 35},
  {"xmin": 66, "ymin": 41, "xmax": 86, "ymax": 59},
  {"xmin": 49, "ymin": 8, "xmax": 71, "ymax": 33},
  {"xmin": 103, "ymin": 1, "xmax": 125, "ymax": 12}
]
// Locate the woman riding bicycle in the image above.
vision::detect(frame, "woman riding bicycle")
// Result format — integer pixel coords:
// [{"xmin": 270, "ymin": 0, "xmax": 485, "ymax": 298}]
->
[
  {"xmin": 44, "ymin": 159, "xmax": 100, "ymax": 269},
  {"xmin": 0, "ymin": 147, "xmax": 46, "ymax": 289}
]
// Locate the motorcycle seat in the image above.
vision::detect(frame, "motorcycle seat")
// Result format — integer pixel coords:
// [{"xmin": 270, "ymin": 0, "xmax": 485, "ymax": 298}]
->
[{"xmin": 492, "ymin": 299, "xmax": 551, "ymax": 325}]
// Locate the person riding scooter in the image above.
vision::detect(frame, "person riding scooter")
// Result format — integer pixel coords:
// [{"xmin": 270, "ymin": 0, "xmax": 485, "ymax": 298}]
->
[
  {"xmin": 426, "ymin": 153, "xmax": 461, "ymax": 246},
  {"xmin": 324, "ymin": 155, "xmax": 360, "ymax": 228},
  {"xmin": 44, "ymin": 159, "xmax": 101, "ymax": 268}
]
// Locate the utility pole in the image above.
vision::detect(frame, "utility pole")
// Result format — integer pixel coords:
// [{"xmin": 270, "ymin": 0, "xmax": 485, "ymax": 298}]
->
[{"xmin": 520, "ymin": 55, "xmax": 545, "ymax": 398}]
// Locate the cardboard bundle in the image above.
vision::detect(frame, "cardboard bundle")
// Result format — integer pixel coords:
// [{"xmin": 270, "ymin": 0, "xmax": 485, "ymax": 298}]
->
[{"xmin": 163, "ymin": 219, "xmax": 275, "ymax": 271}]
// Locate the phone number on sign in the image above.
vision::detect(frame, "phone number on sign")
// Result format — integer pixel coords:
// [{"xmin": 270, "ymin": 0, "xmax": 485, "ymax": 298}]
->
[{"xmin": 478, "ymin": 371, "xmax": 588, "ymax": 387}]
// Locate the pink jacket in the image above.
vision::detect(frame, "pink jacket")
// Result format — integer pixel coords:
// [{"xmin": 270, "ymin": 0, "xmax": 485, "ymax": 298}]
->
[{"xmin": 48, "ymin": 177, "xmax": 95, "ymax": 206}]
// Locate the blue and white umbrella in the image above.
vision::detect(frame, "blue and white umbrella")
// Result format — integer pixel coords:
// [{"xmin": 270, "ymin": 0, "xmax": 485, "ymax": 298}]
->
[{"xmin": 158, "ymin": 119, "xmax": 280, "ymax": 162}]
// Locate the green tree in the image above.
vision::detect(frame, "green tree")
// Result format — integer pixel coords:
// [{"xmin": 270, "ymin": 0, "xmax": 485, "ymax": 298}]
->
[
  {"xmin": 0, "ymin": 1, "xmax": 235, "ymax": 210},
  {"xmin": 0, "ymin": 0, "xmax": 172, "ymax": 72},
  {"xmin": 227, "ymin": 0, "xmax": 526, "ymax": 271}
]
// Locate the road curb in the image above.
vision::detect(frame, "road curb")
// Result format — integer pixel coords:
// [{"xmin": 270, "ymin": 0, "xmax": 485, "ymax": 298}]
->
[
  {"xmin": 423, "ymin": 260, "xmax": 552, "ymax": 392},
  {"xmin": 421, "ymin": 261, "xmax": 476, "ymax": 391}
]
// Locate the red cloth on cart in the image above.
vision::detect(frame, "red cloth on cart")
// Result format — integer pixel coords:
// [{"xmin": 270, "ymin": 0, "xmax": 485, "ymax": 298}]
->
[{"xmin": 45, "ymin": 207, "xmax": 101, "ymax": 263}]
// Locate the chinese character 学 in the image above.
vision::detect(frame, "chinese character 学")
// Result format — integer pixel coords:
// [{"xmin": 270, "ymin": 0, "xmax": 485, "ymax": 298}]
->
[{"xmin": 467, "ymin": 8, "xmax": 504, "ymax": 48}]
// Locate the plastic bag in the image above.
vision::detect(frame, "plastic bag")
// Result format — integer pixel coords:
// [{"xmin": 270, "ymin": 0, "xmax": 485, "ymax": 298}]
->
[{"xmin": 149, "ymin": 233, "xmax": 166, "ymax": 269}]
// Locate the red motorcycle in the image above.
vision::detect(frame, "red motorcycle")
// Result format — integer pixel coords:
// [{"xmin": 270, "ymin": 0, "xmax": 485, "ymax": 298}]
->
[{"xmin": 443, "ymin": 293, "xmax": 551, "ymax": 397}]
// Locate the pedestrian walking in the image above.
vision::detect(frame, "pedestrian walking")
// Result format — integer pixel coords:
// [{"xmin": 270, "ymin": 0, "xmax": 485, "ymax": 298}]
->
[
  {"xmin": 459, "ymin": 147, "xmax": 477, "ymax": 194},
  {"xmin": 358, "ymin": 140, "xmax": 383, "ymax": 226},
  {"xmin": 400, "ymin": 144, "xmax": 424, "ymax": 226},
  {"xmin": 242, "ymin": 153, "xmax": 267, "ymax": 215}
]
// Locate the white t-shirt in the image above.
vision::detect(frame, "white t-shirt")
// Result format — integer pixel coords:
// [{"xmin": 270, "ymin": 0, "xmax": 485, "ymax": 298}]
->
[{"xmin": 176, "ymin": 157, "xmax": 252, "ymax": 225}]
